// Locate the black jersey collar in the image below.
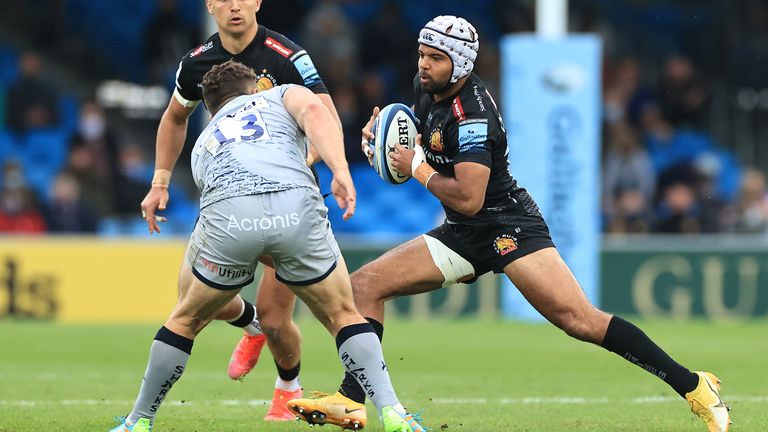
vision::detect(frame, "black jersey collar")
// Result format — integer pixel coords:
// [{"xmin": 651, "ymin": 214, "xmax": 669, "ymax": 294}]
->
[{"xmin": 218, "ymin": 24, "xmax": 267, "ymax": 57}]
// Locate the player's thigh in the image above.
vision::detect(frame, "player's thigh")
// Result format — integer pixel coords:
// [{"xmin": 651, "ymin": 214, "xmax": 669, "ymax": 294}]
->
[
  {"xmin": 169, "ymin": 262, "xmax": 242, "ymax": 331},
  {"xmin": 502, "ymin": 247, "xmax": 599, "ymax": 324},
  {"xmin": 179, "ymin": 196, "xmax": 264, "ymax": 319},
  {"xmin": 352, "ymin": 235, "xmax": 446, "ymax": 301},
  {"xmin": 287, "ymin": 257, "xmax": 361, "ymax": 333},
  {"xmin": 255, "ymin": 265, "xmax": 297, "ymax": 323}
]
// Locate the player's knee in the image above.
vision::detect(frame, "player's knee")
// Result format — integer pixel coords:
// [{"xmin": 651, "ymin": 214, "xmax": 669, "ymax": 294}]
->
[
  {"xmin": 350, "ymin": 268, "xmax": 378, "ymax": 302},
  {"xmin": 166, "ymin": 315, "xmax": 210, "ymax": 337},
  {"xmin": 260, "ymin": 322, "xmax": 281, "ymax": 342},
  {"xmin": 555, "ymin": 309, "xmax": 604, "ymax": 343},
  {"xmin": 256, "ymin": 306, "xmax": 291, "ymax": 333}
]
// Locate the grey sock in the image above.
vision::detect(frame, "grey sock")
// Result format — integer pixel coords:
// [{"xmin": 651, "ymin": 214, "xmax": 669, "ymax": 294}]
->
[
  {"xmin": 336, "ymin": 324, "xmax": 399, "ymax": 412},
  {"xmin": 127, "ymin": 329, "xmax": 192, "ymax": 423}
]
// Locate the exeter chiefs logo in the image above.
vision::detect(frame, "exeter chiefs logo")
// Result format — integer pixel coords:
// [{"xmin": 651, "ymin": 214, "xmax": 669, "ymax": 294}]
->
[
  {"xmin": 494, "ymin": 234, "xmax": 518, "ymax": 256},
  {"xmin": 255, "ymin": 69, "xmax": 277, "ymax": 91},
  {"xmin": 429, "ymin": 128, "xmax": 444, "ymax": 152}
]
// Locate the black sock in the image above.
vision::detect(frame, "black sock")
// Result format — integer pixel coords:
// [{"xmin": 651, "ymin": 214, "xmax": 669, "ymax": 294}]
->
[
  {"xmin": 366, "ymin": 317, "xmax": 384, "ymax": 341},
  {"xmin": 276, "ymin": 360, "xmax": 300, "ymax": 381},
  {"xmin": 338, "ymin": 317, "xmax": 384, "ymax": 403},
  {"xmin": 227, "ymin": 298, "xmax": 256, "ymax": 328},
  {"xmin": 601, "ymin": 316, "xmax": 699, "ymax": 397}
]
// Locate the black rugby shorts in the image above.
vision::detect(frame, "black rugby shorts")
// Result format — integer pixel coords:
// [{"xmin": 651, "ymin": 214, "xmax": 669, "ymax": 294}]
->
[{"xmin": 425, "ymin": 210, "xmax": 554, "ymax": 283}]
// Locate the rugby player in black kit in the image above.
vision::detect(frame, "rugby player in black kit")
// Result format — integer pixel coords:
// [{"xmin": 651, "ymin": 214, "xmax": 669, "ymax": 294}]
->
[
  {"xmin": 139, "ymin": 0, "xmax": 342, "ymax": 423},
  {"xmin": 289, "ymin": 15, "xmax": 730, "ymax": 432}
]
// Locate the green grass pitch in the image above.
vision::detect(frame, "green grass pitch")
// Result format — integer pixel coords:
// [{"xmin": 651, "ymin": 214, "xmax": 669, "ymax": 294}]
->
[{"xmin": 1, "ymin": 318, "xmax": 765, "ymax": 431}]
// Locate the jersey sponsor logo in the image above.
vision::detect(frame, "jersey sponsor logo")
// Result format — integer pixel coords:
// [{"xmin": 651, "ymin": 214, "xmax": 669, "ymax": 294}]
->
[
  {"xmin": 425, "ymin": 150, "xmax": 451, "ymax": 165},
  {"xmin": 472, "ymin": 85, "xmax": 487, "ymax": 111},
  {"xmin": 226, "ymin": 213, "xmax": 301, "ymax": 232},
  {"xmin": 451, "ymin": 96, "xmax": 466, "ymax": 121},
  {"xmin": 190, "ymin": 41, "xmax": 214, "ymax": 57},
  {"xmin": 200, "ymin": 257, "xmax": 254, "ymax": 279},
  {"xmin": 457, "ymin": 120, "xmax": 488, "ymax": 153},
  {"xmin": 493, "ymin": 234, "xmax": 518, "ymax": 256},
  {"xmin": 265, "ymin": 37, "xmax": 293, "ymax": 57},
  {"xmin": 429, "ymin": 128, "xmax": 444, "ymax": 152},
  {"xmin": 292, "ymin": 52, "xmax": 321, "ymax": 87},
  {"xmin": 255, "ymin": 69, "xmax": 277, "ymax": 91}
]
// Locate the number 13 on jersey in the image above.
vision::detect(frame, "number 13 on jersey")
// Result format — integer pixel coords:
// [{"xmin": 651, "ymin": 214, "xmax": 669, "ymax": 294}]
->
[{"xmin": 205, "ymin": 106, "xmax": 271, "ymax": 155}]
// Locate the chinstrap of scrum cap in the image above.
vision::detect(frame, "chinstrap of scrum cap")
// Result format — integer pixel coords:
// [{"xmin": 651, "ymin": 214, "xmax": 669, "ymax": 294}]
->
[{"xmin": 418, "ymin": 15, "xmax": 479, "ymax": 83}]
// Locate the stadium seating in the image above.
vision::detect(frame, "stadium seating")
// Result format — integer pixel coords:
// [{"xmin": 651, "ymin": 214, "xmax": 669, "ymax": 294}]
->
[
  {"xmin": 315, "ymin": 163, "xmax": 444, "ymax": 237},
  {"xmin": 18, "ymin": 129, "xmax": 68, "ymax": 199}
]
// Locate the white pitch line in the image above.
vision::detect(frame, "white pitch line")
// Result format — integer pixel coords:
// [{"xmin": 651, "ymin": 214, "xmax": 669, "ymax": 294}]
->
[
  {"xmin": 0, "ymin": 372, "xmax": 230, "ymax": 381},
  {"xmin": 1, "ymin": 396, "xmax": 766, "ymax": 408}
]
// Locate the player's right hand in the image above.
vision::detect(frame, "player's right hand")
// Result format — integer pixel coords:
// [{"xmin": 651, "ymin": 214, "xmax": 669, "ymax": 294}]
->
[
  {"xmin": 330, "ymin": 169, "xmax": 356, "ymax": 221},
  {"xmin": 140, "ymin": 186, "xmax": 169, "ymax": 234},
  {"xmin": 361, "ymin": 106, "xmax": 380, "ymax": 166}
]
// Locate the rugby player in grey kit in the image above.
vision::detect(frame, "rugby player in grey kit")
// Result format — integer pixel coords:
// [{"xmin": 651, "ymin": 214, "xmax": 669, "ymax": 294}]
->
[{"xmin": 107, "ymin": 60, "xmax": 426, "ymax": 432}]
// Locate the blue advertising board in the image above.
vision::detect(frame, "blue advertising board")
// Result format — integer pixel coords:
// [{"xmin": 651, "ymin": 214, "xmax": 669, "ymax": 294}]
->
[{"xmin": 500, "ymin": 35, "xmax": 602, "ymax": 319}]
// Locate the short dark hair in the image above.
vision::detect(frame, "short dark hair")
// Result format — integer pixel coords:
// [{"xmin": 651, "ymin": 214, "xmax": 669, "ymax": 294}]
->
[{"xmin": 202, "ymin": 60, "xmax": 258, "ymax": 113}]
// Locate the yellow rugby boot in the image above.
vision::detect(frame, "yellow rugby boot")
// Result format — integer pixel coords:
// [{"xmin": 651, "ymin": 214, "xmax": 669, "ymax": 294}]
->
[
  {"xmin": 685, "ymin": 371, "xmax": 731, "ymax": 432},
  {"xmin": 288, "ymin": 391, "xmax": 367, "ymax": 430}
]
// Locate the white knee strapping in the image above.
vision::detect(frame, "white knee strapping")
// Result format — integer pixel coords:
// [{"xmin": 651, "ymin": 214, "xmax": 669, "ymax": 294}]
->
[{"xmin": 422, "ymin": 234, "xmax": 475, "ymax": 287}]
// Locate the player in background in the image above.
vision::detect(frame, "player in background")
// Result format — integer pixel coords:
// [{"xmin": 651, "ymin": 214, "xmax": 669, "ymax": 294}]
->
[
  {"xmin": 289, "ymin": 15, "xmax": 730, "ymax": 432},
  {"xmin": 111, "ymin": 60, "xmax": 426, "ymax": 432},
  {"xmin": 140, "ymin": 0, "xmax": 338, "ymax": 420}
]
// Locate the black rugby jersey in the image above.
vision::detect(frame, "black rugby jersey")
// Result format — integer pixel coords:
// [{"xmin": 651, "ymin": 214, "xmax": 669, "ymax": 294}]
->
[
  {"xmin": 413, "ymin": 73, "xmax": 521, "ymax": 224},
  {"xmin": 174, "ymin": 25, "xmax": 328, "ymax": 107}
]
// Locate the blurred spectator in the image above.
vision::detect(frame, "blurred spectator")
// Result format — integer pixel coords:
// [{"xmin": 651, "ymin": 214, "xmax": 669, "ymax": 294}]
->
[
  {"xmin": 654, "ymin": 166, "xmax": 722, "ymax": 234},
  {"xmin": 359, "ymin": 2, "xmax": 415, "ymax": 95},
  {"xmin": 657, "ymin": 55, "xmax": 709, "ymax": 129},
  {"xmin": 66, "ymin": 101, "xmax": 119, "ymax": 215},
  {"xmin": 258, "ymin": 0, "xmax": 306, "ymax": 37},
  {"xmin": 5, "ymin": 51, "xmax": 60, "ymax": 132},
  {"xmin": 655, "ymin": 180, "xmax": 702, "ymax": 234},
  {"xmin": 722, "ymin": 168, "xmax": 768, "ymax": 233},
  {"xmin": 606, "ymin": 187, "xmax": 654, "ymax": 234},
  {"xmin": 332, "ymin": 84, "xmax": 366, "ymax": 163},
  {"xmin": 300, "ymin": 0, "xmax": 359, "ymax": 90},
  {"xmin": 114, "ymin": 144, "xmax": 152, "ymax": 215},
  {"xmin": 0, "ymin": 161, "xmax": 46, "ymax": 233},
  {"xmin": 603, "ymin": 56, "xmax": 653, "ymax": 125},
  {"xmin": 602, "ymin": 122, "xmax": 655, "ymax": 232},
  {"xmin": 641, "ymin": 101, "xmax": 742, "ymax": 202},
  {"xmin": 640, "ymin": 102, "xmax": 710, "ymax": 173},
  {"xmin": 144, "ymin": 0, "xmax": 198, "ymax": 86},
  {"xmin": 44, "ymin": 172, "xmax": 98, "ymax": 233},
  {"xmin": 358, "ymin": 72, "xmax": 388, "ymax": 120}
]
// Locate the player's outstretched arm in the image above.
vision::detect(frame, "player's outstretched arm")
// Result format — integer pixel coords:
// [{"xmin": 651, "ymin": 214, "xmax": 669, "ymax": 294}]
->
[
  {"xmin": 140, "ymin": 96, "xmax": 195, "ymax": 234},
  {"xmin": 303, "ymin": 94, "xmax": 342, "ymax": 166},
  {"xmin": 283, "ymin": 86, "xmax": 356, "ymax": 220}
]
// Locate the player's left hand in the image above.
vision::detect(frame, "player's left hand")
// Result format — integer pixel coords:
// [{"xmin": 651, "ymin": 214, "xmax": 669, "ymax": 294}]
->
[
  {"xmin": 140, "ymin": 186, "xmax": 169, "ymax": 234},
  {"xmin": 330, "ymin": 169, "xmax": 357, "ymax": 221},
  {"xmin": 390, "ymin": 134, "xmax": 424, "ymax": 176}
]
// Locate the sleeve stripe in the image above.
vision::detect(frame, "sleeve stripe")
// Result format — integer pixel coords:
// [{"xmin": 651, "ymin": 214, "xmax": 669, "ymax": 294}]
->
[
  {"xmin": 174, "ymin": 60, "xmax": 184, "ymax": 89},
  {"xmin": 289, "ymin": 49, "xmax": 308, "ymax": 62},
  {"xmin": 173, "ymin": 88, "xmax": 201, "ymax": 109}
]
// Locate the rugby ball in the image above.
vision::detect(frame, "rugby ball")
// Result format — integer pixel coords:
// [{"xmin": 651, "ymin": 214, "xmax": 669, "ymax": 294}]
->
[{"xmin": 370, "ymin": 103, "xmax": 419, "ymax": 184}]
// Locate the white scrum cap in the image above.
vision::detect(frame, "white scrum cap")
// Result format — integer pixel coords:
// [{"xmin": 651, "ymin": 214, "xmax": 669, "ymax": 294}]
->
[{"xmin": 418, "ymin": 15, "xmax": 479, "ymax": 83}]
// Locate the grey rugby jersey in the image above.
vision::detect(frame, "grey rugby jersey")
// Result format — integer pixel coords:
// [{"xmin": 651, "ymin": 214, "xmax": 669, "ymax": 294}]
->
[{"xmin": 191, "ymin": 84, "xmax": 318, "ymax": 209}]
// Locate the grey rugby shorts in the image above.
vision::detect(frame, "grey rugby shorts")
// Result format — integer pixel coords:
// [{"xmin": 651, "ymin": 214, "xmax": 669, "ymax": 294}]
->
[{"xmin": 185, "ymin": 187, "xmax": 341, "ymax": 289}]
